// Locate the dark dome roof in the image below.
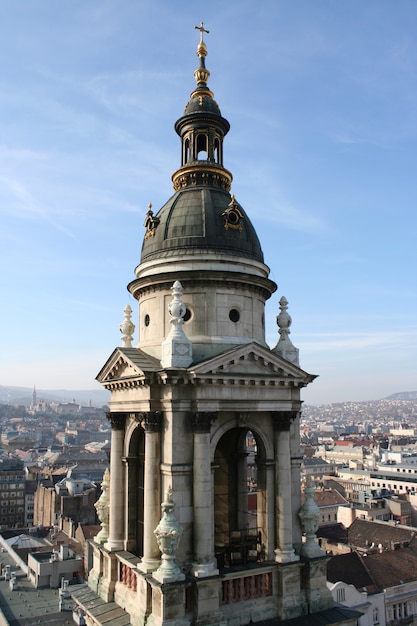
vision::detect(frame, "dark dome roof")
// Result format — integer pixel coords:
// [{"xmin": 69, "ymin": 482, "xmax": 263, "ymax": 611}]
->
[
  {"xmin": 140, "ymin": 187, "xmax": 264, "ymax": 264},
  {"xmin": 183, "ymin": 93, "xmax": 222, "ymax": 116}
]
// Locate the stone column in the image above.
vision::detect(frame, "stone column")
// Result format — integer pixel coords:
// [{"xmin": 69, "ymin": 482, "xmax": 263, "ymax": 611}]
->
[
  {"xmin": 124, "ymin": 455, "xmax": 139, "ymax": 553},
  {"xmin": 257, "ymin": 459, "xmax": 275, "ymax": 561},
  {"xmin": 138, "ymin": 411, "xmax": 162, "ymax": 573},
  {"xmin": 291, "ymin": 452, "xmax": 304, "ymax": 553},
  {"xmin": 273, "ymin": 412, "xmax": 299, "ymax": 563},
  {"xmin": 236, "ymin": 450, "xmax": 249, "ymax": 531},
  {"xmin": 191, "ymin": 412, "xmax": 218, "ymax": 578},
  {"xmin": 105, "ymin": 413, "xmax": 126, "ymax": 552}
]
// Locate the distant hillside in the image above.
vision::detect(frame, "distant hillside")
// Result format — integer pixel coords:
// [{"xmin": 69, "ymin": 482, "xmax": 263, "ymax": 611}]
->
[
  {"xmin": 1, "ymin": 384, "xmax": 415, "ymax": 409},
  {"xmin": 0, "ymin": 385, "xmax": 110, "ymax": 408},
  {"xmin": 384, "ymin": 391, "xmax": 417, "ymax": 401}
]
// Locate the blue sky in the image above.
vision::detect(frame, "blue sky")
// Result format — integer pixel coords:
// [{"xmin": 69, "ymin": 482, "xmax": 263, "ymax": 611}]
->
[{"xmin": 0, "ymin": 1, "xmax": 416, "ymax": 405}]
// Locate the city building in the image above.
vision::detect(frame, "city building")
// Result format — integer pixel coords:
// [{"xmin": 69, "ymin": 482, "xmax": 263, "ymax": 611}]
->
[
  {"xmin": 27, "ymin": 543, "xmax": 83, "ymax": 589},
  {"xmin": 33, "ymin": 471, "xmax": 98, "ymax": 529},
  {"xmin": 72, "ymin": 30, "xmax": 359, "ymax": 626},
  {"xmin": 312, "ymin": 488, "xmax": 350, "ymax": 527},
  {"xmin": 328, "ymin": 546, "xmax": 417, "ymax": 626},
  {"xmin": 0, "ymin": 456, "xmax": 25, "ymax": 529}
]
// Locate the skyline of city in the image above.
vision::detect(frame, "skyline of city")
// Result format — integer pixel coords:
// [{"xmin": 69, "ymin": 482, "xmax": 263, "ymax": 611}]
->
[{"xmin": 1, "ymin": 1, "xmax": 416, "ymax": 405}]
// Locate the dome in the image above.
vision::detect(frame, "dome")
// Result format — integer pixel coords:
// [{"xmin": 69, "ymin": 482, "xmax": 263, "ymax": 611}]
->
[
  {"xmin": 140, "ymin": 187, "xmax": 264, "ymax": 264},
  {"xmin": 183, "ymin": 93, "xmax": 222, "ymax": 117},
  {"xmin": 139, "ymin": 27, "xmax": 266, "ymax": 271},
  {"xmin": 129, "ymin": 26, "xmax": 276, "ymax": 364}
]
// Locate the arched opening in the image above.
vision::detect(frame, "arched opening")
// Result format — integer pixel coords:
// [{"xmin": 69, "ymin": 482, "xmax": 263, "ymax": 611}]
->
[
  {"xmin": 184, "ymin": 137, "xmax": 190, "ymax": 164},
  {"xmin": 214, "ymin": 427, "xmax": 267, "ymax": 568},
  {"xmin": 196, "ymin": 133, "xmax": 208, "ymax": 159},
  {"xmin": 126, "ymin": 426, "xmax": 145, "ymax": 556},
  {"xmin": 214, "ymin": 137, "xmax": 220, "ymax": 164}
]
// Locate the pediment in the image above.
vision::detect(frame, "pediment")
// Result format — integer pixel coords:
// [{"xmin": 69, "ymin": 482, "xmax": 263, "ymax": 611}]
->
[
  {"xmin": 96, "ymin": 347, "xmax": 161, "ymax": 384},
  {"xmin": 190, "ymin": 341, "xmax": 316, "ymax": 385}
]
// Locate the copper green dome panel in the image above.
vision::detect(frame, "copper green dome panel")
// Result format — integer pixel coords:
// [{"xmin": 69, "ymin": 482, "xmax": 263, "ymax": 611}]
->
[
  {"xmin": 183, "ymin": 95, "xmax": 222, "ymax": 116},
  {"xmin": 140, "ymin": 187, "xmax": 264, "ymax": 263}
]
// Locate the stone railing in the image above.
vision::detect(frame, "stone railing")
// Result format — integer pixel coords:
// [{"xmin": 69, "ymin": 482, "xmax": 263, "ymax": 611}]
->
[
  {"xmin": 116, "ymin": 552, "xmax": 140, "ymax": 592},
  {"xmin": 221, "ymin": 570, "xmax": 271, "ymax": 604}
]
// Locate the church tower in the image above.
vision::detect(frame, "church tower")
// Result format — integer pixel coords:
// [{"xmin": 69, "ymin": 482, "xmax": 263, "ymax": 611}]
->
[{"xmin": 75, "ymin": 26, "xmax": 358, "ymax": 626}]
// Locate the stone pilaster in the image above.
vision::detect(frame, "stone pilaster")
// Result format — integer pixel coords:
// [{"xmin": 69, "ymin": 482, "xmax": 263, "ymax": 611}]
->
[
  {"xmin": 256, "ymin": 459, "xmax": 275, "ymax": 561},
  {"xmin": 146, "ymin": 576, "xmax": 190, "ymax": 626},
  {"xmin": 191, "ymin": 412, "xmax": 218, "ymax": 578},
  {"xmin": 124, "ymin": 454, "xmax": 138, "ymax": 553},
  {"xmin": 301, "ymin": 559, "xmax": 333, "ymax": 614},
  {"xmin": 138, "ymin": 411, "xmax": 163, "ymax": 573},
  {"xmin": 273, "ymin": 412, "xmax": 299, "ymax": 563}
]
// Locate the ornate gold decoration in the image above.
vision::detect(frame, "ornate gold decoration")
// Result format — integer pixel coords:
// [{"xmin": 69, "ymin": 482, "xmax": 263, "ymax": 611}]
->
[
  {"xmin": 144, "ymin": 203, "xmax": 160, "ymax": 239},
  {"xmin": 172, "ymin": 165, "xmax": 232, "ymax": 192},
  {"xmin": 222, "ymin": 194, "xmax": 244, "ymax": 231},
  {"xmin": 192, "ymin": 22, "xmax": 212, "ymax": 94}
]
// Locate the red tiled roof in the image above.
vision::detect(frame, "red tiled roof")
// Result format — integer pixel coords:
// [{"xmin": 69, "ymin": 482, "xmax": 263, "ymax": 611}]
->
[{"xmin": 327, "ymin": 552, "xmax": 378, "ymax": 593}]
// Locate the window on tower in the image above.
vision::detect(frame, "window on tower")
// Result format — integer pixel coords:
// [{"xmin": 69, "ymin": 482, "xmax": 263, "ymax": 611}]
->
[{"xmin": 196, "ymin": 133, "xmax": 208, "ymax": 159}]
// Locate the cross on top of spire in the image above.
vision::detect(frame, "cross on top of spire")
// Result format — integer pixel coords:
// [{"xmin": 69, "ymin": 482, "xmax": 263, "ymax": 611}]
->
[{"xmin": 194, "ymin": 21, "xmax": 209, "ymax": 45}]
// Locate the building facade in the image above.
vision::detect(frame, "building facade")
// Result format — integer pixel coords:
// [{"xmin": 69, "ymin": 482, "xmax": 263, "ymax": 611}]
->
[
  {"xmin": 72, "ymin": 29, "xmax": 359, "ymax": 626},
  {"xmin": 0, "ymin": 457, "xmax": 25, "ymax": 529}
]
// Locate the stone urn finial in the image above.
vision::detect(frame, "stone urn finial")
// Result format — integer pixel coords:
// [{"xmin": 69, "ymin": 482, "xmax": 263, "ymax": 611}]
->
[
  {"xmin": 298, "ymin": 476, "xmax": 325, "ymax": 558},
  {"xmin": 161, "ymin": 281, "xmax": 192, "ymax": 368},
  {"xmin": 153, "ymin": 487, "xmax": 184, "ymax": 583},
  {"xmin": 94, "ymin": 468, "xmax": 110, "ymax": 544},
  {"xmin": 272, "ymin": 296, "xmax": 299, "ymax": 365},
  {"xmin": 120, "ymin": 304, "xmax": 135, "ymax": 348}
]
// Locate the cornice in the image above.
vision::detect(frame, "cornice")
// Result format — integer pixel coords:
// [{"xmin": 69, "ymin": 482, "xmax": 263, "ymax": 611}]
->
[
  {"xmin": 101, "ymin": 377, "xmax": 153, "ymax": 392},
  {"xmin": 128, "ymin": 269, "xmax": 276, "ymax": 301}
]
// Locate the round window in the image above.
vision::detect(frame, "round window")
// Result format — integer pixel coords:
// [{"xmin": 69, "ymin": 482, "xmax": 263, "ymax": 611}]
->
[{"xmin": 229, "ymin": 309, "xmax": 240, "ymax": 323}]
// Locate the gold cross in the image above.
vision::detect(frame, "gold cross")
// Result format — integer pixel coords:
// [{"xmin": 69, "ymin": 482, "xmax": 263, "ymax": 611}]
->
[{"xmin": 195, "ymin": 21, "xmax": 209, "ymax": 44}]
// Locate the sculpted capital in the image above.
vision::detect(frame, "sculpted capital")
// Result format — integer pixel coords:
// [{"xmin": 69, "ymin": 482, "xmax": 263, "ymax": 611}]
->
[
  {"xmin": 139, "ymin": 411, "xmax": 163, "ymax": 432},
  {"xmin": 271, "ymin": 411, "xmax": 298, "ymax": 432},
  {"xmin": 106, "ymin": 412, "xmax": 127, "ymax": 431},
  {"xmin": 192, "ymin": 412, "xmax": 217, "ymax": 434}
]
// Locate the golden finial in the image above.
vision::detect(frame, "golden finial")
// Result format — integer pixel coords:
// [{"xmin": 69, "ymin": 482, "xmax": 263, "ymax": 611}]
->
[
  {"xmin": 194, "ymin": 21, "xmax": 209, "ymax": 57},
  {"xmin": 193, "ymin": 21, "xmax": 211, "ymax": 88}
]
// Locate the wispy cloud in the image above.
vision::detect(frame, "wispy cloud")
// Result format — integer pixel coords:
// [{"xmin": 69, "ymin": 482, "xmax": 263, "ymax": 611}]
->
[
  {"xmin": 0, "ymin": 173, "xmax": 76, "ymax": 238},
  {"xmin": 298, "ymin": 329, "xmax": 417, "ymax": 353}
]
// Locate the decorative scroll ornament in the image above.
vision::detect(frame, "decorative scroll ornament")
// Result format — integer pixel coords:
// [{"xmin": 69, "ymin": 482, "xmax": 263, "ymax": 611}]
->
[
  {"xmin": 298, "ymin": 476, "xmax": 325, "ymax": 559},
  {"xmin": 120, "ymin": 304, "xmax": 135, "ymax": 348},
  {"xmin": 161, "ymin": 281, "xmax": 192, "ymax": 368},
  {"xmin": 272, "ymin": 296, "xmax": 300, "ymax": 365},
  {"xmin": 153, "ymin": 487, "xmax": 185, "ymax": 583},
  {"xmin": 144, "ymin": 203, "xmax": 160, "ymax": 240},
  {"xmin": 94, "ymin": 468, "xmax": 110, "ymax": 544},
  {"xmin": 222, "ymin": 194, "xmax": 244, "ymax": 232}
]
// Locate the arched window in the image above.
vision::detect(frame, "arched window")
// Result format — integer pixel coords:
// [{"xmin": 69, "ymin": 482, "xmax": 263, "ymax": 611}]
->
[
  {"xmin": 126, "ymin": 427, "xmax": 145, "ymax": 556},
  {"xmin": 214, "ymin": 428, "xmax": 267, "ymax": 568},
  {"xmin": 214, "ymin": 137, "xmax": 220, "ymax": 163},
  {"xmin": 196, "ymin": 133, "xmax": 208, "ymax": 159},
  {"xmin": 184, "ymin": 137, "xmax": 191, "ymax": 164}
]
